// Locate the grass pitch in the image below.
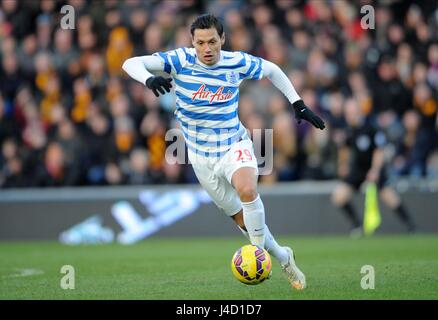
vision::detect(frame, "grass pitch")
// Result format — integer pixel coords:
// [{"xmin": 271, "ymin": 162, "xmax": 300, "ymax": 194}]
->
[{"xmin": 0, "ymin": 235, "xmax": 437, "ymax": 300}]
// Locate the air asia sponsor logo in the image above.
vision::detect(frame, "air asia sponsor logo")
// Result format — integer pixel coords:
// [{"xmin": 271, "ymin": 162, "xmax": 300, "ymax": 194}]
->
[{"xmin": 191, "ymin": 84, "xmax": 233, "ymax": 104}]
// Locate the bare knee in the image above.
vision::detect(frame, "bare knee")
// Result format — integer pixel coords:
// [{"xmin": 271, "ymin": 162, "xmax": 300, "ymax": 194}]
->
[
  {"xmin": 232, "ymin": 168, "xmax": 258, "ymax": 202},
  {"xmin": 236, "ymin": 185, "xmax": 258, "ymax": 202},
  {"xmin": 379, "ymin": 187, "xmax": 400, "ymax": 209},
  {"xmin": 331, "ymin": 183, "xmax": 353, "ymax": 207}
]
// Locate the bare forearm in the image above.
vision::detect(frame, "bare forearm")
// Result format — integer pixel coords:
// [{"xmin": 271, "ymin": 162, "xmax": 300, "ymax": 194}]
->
[
  {"xmin": 370, "ymin": 149, "xmax": 385, "ymax": 172},
  {"xmin": 338, "ymin": 146, "xmax": 350, "ymax": 177}
]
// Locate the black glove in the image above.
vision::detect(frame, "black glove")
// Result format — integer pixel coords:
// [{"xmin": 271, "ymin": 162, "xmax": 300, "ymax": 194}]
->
[
  {"xmin": 292, "ymin": 99, "xmax": 325, "ymax": 130},
  {"xmin": 145, "ymin": 76, "xmax": 173, "ymax": 97}
]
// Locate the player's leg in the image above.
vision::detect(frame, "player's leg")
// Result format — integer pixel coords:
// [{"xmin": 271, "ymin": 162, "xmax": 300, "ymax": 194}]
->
[
  {"xmin": 331, "ymin": 181, "xmax": 362, "ymax": 233},
  {"xmin": 231, "ymin": 209, "xmax": 289, "ymax": 265},
  {"xmin": 219, "ymin": 138, "xmax": 305, "ymax": 289},
  {"xmin": 230, "ymin": 206, "xmax": 306, "ymax": 290},
  {"xmin": 228, "ymin": 156, "xmax": 305, "ymax": 288},
  {"xmin": 379, "ymin": 186, "xmax": 416, "ymax": 232},
  {"xmin": 231, "ymin": 167, "xmax": 266, "ymax": 247}
]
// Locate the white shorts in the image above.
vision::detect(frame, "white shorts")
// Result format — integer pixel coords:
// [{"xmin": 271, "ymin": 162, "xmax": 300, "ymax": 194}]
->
[{"xmin": 188, "ymin": 138, "xmax": 259, "ymax": 217}]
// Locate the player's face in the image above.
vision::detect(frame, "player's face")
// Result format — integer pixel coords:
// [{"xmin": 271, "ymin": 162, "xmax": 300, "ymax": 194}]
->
[{"xmin": 192, "ymin": 28, "xmax": 225, "ymax": 65}]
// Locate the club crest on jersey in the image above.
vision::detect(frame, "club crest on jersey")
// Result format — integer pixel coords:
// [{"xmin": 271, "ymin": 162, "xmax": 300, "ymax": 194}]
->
[
  {"xmin": 225, "ymin": 71, "xmax": 238, "ymax": 84},
  {"xmin": 191, "ymin": 84, "xmax": 233, "ymax": 104}
]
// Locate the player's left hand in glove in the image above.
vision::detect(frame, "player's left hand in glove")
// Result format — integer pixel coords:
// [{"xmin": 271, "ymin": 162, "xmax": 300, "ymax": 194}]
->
[
  {"xmin": 292, "ymin": 99, "xmax": 325, "ymax": 130},
  {"xmin": 145, "ymin": 76, "xmax": 173, "ymax": 97}
]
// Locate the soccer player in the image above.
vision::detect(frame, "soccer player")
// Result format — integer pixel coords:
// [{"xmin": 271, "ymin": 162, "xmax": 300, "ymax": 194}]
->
[
  {"xmin": 331, "ymin": 98, "xmax": 416, "ymax": 237},
  {"xmin": 123, "ymin": 14, "xmax": 325, "ymax": 290}
]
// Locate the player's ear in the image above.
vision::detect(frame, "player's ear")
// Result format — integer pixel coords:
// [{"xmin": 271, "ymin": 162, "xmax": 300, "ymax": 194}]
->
[{"xmin": 221, "ymin": 33, "xmax": 225, "ymax": 46}]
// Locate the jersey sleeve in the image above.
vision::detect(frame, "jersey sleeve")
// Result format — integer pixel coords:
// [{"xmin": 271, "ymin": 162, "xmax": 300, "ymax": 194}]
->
[
  {"xmin": 239, "ymin": 52, "xmax": 263, "ymax": 80},
  {"xmin": 152, "ymin": 48, "xmax": 186, "ymax": 75}
]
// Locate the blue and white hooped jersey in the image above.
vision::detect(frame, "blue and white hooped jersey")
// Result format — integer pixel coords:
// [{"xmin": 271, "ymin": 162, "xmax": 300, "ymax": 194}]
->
[{"xmin": 153, "ymin": 47, "xmax": 263, "ymax": 157}]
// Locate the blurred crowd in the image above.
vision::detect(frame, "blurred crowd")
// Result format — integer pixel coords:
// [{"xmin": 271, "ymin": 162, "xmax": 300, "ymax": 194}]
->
[{"xmin": 0, "ymin": 0, "xmax": 437, "ymax": 188}]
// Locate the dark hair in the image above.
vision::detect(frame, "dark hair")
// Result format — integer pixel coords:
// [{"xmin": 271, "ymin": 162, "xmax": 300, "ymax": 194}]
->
[{"xmin": 190, "ymin": 14, "xmax": 224, "ymax": 37}]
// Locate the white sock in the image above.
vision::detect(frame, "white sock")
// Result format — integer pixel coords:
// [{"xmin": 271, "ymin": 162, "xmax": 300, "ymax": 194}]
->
[
  {"xmin": 238, "ymin": 225, "xmax": 289, "ymax": 265},
  {"xmin": 242, "ymin": 195, "xmax": 265, "ymax": 247},
  {"xmin": 264, "ymin": 225, "xmax": 289, "ymax": 265}
]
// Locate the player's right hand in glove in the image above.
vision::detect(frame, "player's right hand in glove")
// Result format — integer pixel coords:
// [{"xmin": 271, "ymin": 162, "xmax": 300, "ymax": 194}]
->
[
  {"xmin": 292, "ymin": 99, "xmax": 325, "ymax": 130},
  {"xmin": 145, "ymin": 76, "xmax": 173, "ymax": 97}
]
